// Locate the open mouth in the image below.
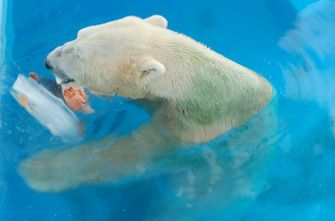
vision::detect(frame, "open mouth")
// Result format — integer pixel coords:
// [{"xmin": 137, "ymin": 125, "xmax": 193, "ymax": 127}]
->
[
  {"xmin": 55, "ymin": 75, "xmax": 75, "ymax": 85},
  {"xmin": 45, "ymin": 58, "xmax": 76, "ymax": 85},
  {"xmin": 61, "ymin": 78, "xmax": 75, "ymax": 84},
  {"xmin": 52, "ymin": 69, "xmax": 75, "ymax": 85}
]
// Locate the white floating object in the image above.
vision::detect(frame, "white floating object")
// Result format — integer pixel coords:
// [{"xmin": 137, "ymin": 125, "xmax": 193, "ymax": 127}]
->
[{"xmin": 11, "ymin": 74, "xmax": 84, "ymax": 142}]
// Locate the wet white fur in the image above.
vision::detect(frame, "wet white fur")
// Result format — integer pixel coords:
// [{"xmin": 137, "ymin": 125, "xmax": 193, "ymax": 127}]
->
[{"xmin": 19, "ymin": 15, "xmax": 273, "ymax": 193}]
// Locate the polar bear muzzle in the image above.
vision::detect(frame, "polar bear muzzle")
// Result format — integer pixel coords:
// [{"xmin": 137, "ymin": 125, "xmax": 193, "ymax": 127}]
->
[{"xmin": 45, "ymin": 57, "xmax": 75, "ymax": 84}]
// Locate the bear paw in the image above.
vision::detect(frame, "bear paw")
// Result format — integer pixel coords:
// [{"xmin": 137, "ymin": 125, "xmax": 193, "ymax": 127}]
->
[{"xmin": 18, "ymin": 147, "xmax": 99, "ymax": 193}]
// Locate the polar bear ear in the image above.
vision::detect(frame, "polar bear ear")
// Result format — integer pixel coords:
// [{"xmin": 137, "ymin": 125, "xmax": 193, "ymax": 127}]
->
[
  {"xmin": 137, "ymin": 56, "xmax": 165, "ymax": 83},
  {"xmin": 144, "ymin": 15, "xmax": 168, "ymax": 28}
]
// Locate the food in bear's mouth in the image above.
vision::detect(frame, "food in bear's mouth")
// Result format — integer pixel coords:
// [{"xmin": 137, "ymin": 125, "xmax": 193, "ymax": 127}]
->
[
  {"xmin": 63, "ymin": 86, "xmax": 78, "ymax": 99},
  {"xmin": 63, "ymin": 86, "xmax": 93, "ymax": 113},
  {"xmin": 63, "ymin": 86, "xmax": 88, "ymax": 100}
]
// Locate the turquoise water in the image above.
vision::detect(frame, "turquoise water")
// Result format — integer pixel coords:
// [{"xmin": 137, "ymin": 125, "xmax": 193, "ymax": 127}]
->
[{"xmin": 1, "ymin": 0, "xmax": 335, "ymax": 220}]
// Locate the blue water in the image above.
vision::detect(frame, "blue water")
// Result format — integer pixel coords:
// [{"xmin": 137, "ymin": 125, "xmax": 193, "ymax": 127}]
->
[{"xmin": 1, "ymin": 0, "xmax": 335, "ymax": 220}]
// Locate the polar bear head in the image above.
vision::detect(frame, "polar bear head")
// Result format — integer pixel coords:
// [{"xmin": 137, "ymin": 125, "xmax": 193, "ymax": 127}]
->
[{"xmin": 45, "ymin": 15, "xmax": 169, "ymax": 99}]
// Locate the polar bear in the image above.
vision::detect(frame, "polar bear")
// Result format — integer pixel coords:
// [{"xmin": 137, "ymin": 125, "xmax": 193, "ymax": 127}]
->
[{"xmin": 19, "ymin": 15, "xmax": 274, "ymax": 198}]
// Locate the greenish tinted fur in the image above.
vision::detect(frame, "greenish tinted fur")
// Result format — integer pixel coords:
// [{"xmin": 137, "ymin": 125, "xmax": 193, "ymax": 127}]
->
[{"xmin": 169, "ymin": 68, "xmax": 271, "ymax": 129}]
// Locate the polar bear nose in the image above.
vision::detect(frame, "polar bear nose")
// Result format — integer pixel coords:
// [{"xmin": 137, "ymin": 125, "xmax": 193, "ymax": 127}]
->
[{"xmin": 45, "ymin": 58, "xmax": 52, "ymax": 70}]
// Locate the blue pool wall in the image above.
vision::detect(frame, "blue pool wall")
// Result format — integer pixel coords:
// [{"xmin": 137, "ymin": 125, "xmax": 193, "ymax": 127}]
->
[{"xmin": 2, "ymin": 0, "xmax": 335, "ymax": 220}]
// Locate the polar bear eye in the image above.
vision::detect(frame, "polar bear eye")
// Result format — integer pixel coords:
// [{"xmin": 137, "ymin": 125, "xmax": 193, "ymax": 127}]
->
[
  {"xmin": 74, "ymin": 46, "xmax": 86, "ymax": 61},
  {"xmin": 63, "ymin": 47, "xmax": 74, "ymax": 54}
]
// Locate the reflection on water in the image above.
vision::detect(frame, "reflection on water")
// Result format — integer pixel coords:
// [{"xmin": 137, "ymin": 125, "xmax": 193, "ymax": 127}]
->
[
  {"xmin": 279, "ymin": 0, "xmax": 335, "ymax": 136},
  {"xmin": 246, "ymin": 1, "xmax": 335, "ymax": 220},
  {"xmin": 0, "ymin": 0, "xmax": 335, "ymax": 220}
]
